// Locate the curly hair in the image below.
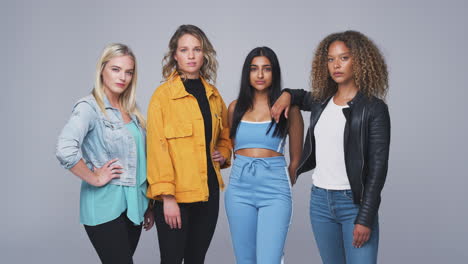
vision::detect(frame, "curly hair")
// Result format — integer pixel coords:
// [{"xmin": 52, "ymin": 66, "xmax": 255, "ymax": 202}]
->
[
  {"xmin": 311, "ymin": 30, "xmax": 388, "ymax": 101},
  {"xmin": 162, "ymin": 24, "xmax": 218, "ymax": 84}
]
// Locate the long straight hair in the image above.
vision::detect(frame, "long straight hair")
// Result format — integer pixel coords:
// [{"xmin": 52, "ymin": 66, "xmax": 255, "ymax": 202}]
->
[
  {"xmin": 92, "ymin": 43, "xmax": 146, "ymax": 128},
  {"xmin": 230, "ymin": 47, "xmax": 288, "ymax": 139}
]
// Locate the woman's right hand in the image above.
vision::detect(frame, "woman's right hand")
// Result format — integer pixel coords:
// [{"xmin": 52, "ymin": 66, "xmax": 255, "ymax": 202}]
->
[
  {"xmin": 162, "ymin": 195, "xmax": 182, "ymax": 229},
  {"xmin": 271, "ymin": 92, "xmax": 292, "ymax": 123},
  {"xmin": 91, "ymin": 158, "xmax": 122, "ymax": 187}
]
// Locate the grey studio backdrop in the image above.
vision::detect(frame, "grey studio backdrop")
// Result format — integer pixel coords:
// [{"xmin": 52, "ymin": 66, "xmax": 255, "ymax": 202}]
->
[{"xmin": 2, "ymin": 0, "xmax": 467, "ymax": 263}]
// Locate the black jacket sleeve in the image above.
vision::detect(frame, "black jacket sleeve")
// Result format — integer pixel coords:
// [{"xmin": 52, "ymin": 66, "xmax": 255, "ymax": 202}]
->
[
  {"xmin": 283, "ymin": 88, "xmax": 314, "ymax": 111},
  {"xmin": 355, "ymin": 101, "xmax": 391, "ymax": 228}
]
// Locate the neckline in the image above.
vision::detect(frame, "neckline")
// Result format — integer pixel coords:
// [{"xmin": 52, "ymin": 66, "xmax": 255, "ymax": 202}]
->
[
  {"xmin": 331, "ymin": 96, "xmax": 349, "ymax": 108},
  {"xmin": 185, "ymin": 78, "xmax": 201, "ymax": 82},
  {"xmin": 241, "ymin": 120, "xmax": 271, "ymax": 124}
]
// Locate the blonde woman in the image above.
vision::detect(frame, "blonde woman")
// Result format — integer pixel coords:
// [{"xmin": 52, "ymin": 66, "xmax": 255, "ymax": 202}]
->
[
  {"xmin": 147, "ymin": 24, "xmax": 231, "ymax": 263},
  {"xmin": 56, "ymin": 43, "xmax": 153, "ymax": 264}
]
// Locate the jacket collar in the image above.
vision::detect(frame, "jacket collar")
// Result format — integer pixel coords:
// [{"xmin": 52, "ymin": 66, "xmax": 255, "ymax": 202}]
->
[
  {"xmin": 168, "ymin": 71, "xmax": 216, "ymax": 100},
  {"xmin": 321, "ymin": 90, "xmax": 364, "ymax": 107},
  {"xmin": 347, "ymin": 90, "xmax": 364, "ymax": 107},
  {"xmin": 103, "ymin": 94, "xmax": 139, "ymax": 124},
  {"xmin": 103, "ymin": 95, "xmax": 116, "ymax": 110}
]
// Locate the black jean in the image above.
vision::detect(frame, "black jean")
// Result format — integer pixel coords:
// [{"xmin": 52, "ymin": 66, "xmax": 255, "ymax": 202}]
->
[
  {"xmin": 154, "ymin": 187, "xmax": 219, "ymax": 264},
  {"xmin": 84, "ymin": 212, "xmax": 142, "ymax": 264}
]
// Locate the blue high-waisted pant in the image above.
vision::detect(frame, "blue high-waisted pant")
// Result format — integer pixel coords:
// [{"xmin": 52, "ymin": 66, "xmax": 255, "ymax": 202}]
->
[
  {"xmin": 310, "ymin": 185, "xmax": 379, "ymax": 264},
  {"xmin": 225, "ymin": 154, "xmax": 292, "ymax": 264}
]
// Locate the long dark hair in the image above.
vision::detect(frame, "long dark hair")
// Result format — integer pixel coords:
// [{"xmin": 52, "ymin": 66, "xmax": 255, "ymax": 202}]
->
[{"xmin": 230, "ymin": 47, "xmax": 288, "ymax": 139}]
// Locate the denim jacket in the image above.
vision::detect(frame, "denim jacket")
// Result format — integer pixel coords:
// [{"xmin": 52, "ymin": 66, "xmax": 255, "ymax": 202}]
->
[{"xmin": 56, "ymin": 94, "xmax": 146, "ymax": 186}]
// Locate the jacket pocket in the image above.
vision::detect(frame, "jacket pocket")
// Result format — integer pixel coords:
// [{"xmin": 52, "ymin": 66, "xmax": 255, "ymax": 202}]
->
[
  {"xmin": 101, "ymin": 119, "xmax": 125, "ymax": 156},
  {"xmin": 163, "ymin": 123, "xmax": 196, "ymax": 193},
  {"xmin": 164, "ymin": 123, "xmax": 193, "ymax": 139},
  {"xmin": 102, "ymin": 119, "xmax": 124, "ymax": 141}
]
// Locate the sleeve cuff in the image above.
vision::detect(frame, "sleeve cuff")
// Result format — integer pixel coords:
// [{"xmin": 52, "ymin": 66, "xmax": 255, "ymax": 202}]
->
[
  {"xmin": 56, "ymin": 149, "xmax": 82, "ymax": 170},
  {"xmin": 147, "ymin": 182, "xmax": 175, "ymax": 199}
]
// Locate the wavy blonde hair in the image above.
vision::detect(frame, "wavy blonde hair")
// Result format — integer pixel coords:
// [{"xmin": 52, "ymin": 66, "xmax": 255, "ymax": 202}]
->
[
  {"xmin": 92, "ymin": 43, "xmax": 146, "ymax": 128},
  {"xmin": 162, "ymin": 24, "xmax": 218, "ymax": 84},
  {"xmin": 311, "ymin": 30, "xmax": 389, "ymax": 101}
]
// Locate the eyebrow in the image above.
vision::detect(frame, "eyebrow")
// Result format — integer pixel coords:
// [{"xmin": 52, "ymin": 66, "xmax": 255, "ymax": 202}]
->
[
  {"xmin": 250, "ymin": 64, "xmax": 272, "ymax": 67},
  {"xmin": 109, "ymin": 65, "xmax": 134, "ymax": 71},
  {"xmin": 328, "ymin": 52, "xmax": 351, "ymax": 57}
]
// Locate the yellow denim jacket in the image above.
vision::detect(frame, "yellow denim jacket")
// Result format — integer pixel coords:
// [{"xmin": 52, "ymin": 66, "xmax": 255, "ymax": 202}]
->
[{"xmin": 146, "ymin": 73, "xmax": 232, "ymax": 203}]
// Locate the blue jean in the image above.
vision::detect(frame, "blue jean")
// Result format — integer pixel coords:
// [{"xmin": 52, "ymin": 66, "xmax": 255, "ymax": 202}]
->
[
  {"xmin": 225, "ymin": 155, "xmax": 292, "ymax": 264},
  {"xmin": 310, "ymin": 185, "xmax": 379, "ymax": 264}
]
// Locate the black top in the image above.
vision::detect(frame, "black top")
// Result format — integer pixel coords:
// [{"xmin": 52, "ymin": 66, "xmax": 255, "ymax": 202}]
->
[{"xmin": 183, "ymin": 78, "xmax": 219, "ymax": 193}]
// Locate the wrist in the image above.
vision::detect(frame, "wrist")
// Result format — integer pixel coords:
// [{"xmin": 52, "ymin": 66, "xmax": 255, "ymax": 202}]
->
[
  {"xmin": 86, "ymin": 172, "xmax": 100, "ymax": 186},
  {"xmin": 288, "ymin": 162, "xmax": 299, "ymax": 170},
  {"xmin": 162, "ymin": 195, "xmax": 176, "ymax": 202}
]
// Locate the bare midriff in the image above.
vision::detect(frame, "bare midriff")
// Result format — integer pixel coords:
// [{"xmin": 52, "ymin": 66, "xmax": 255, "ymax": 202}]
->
[{"xmin": 235, "ymin": 148, "xmax": 283, "ymax": 158}]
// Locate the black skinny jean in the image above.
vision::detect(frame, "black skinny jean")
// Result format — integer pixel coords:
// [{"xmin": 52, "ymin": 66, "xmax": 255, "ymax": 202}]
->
[
  {"xmin": 154, "ymin": 181, "xmax": 219, "ymax": 264},
  {"xmin": 84, "ymin": 212, "xmax": 142, "ymax": 264}
]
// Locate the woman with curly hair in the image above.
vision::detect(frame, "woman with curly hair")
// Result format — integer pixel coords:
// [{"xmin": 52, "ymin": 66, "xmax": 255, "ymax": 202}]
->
[
  {"xmin": 146, "ymin": 24, "xmax": 231, "ymax": 263},
  {"xmin": 271, "ymin": 30, "xmax": 390, "ymax": 264}
]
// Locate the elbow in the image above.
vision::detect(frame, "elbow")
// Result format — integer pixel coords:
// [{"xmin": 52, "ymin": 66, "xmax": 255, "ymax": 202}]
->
[{"xmin": 56, "ymin": 139, "xmax": 81, "ymax": 170}]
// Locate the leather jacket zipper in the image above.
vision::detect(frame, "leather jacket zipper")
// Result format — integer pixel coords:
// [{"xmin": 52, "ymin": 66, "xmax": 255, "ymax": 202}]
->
[
  {"xmin": 296, "ymin": 101, "xmax": 328, "ymax": 176},
  {"xmin": 296, "ymin": 126, "xmax": 313, "ymax": 175},
  {"xmin": 359, "ymin": 105, "xmax": 366, "ymax": 203}
]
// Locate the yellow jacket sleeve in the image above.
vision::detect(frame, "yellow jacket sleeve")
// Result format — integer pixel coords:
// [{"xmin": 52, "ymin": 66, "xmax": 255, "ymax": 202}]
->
[
  {"xmin": 216, "ymin": 97, "xmax": 232, "ymax": 169},
  {"xmin": 146, "ymin": 96, "xmax": 176, "ymax": 199}
]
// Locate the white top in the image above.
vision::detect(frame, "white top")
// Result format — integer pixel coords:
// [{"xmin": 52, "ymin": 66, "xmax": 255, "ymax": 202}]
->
[{"xmin": 312, "ymin": 97, "xmax": 351, "ymax": 190}]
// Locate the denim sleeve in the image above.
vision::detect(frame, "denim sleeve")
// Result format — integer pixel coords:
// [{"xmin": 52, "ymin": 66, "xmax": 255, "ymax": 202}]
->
[{"xmin": 56, "ymin": 101, "xmax": 96, "ymax": 169}]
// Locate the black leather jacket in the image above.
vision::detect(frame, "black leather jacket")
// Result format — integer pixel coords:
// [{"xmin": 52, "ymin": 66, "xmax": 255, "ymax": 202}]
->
[{"xmin": 287, "ymin": 89, "xmax": 390, "ymax": 228}]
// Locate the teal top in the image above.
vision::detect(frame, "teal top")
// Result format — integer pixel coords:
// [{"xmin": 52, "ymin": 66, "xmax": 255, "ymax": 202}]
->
[{"xmin": 79, "ymin": 120, "xmax": 149, "ymax": 226}]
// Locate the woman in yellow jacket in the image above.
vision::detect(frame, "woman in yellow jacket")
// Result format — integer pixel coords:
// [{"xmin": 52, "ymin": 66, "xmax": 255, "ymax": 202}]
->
[{"xmin": 146, "ymin": 24, "xmax": 232, "ymax": 264}]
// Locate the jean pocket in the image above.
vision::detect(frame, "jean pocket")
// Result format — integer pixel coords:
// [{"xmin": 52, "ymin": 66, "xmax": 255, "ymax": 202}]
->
[
  {"xmin": 342, "ymin": 190, "xmax": 354, "ymax": 201},
  {"xmin": 311, "ymin": 185, "xmax": 319, "ymax": 193},
  {"xmin": 229, "ymin": 164, "xmax": 243, "ymax": 183}
]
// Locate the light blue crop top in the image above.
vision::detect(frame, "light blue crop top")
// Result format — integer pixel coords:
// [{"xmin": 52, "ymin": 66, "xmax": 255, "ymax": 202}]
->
[{"xmin": 234, "ymin": 120, "xmax": 286, "ymax": 154}]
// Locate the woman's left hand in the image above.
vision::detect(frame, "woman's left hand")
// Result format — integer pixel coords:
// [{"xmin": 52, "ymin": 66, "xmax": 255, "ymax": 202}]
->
[
  {"xmin": 353, "ymin": 224, "xmax": 371, "ymax": 248},
  {"xmin": 143, "ymin": 206, "xmax": 154, "ymax": 231},
  {"xmin": 212, "ymin": 149, "xmax": 226, "ymax": 166}
]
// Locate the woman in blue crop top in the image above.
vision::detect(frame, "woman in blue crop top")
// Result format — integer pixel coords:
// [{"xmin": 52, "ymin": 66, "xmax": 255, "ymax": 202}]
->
[
  {"xmin": 225, "ymin": 47, "xmax": 304, "ymax": 264},
  {"xmin": 55, "ymin": 43, "xmax": 153, "ymax": 264}
]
